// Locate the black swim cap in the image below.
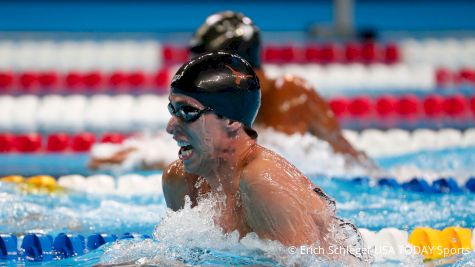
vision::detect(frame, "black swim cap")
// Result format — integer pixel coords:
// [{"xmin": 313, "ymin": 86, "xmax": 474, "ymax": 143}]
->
[
  {"xmin": 171, "ymin": 52, "xmax": 261, "ymax": 127},
  {"xmin": 189, "ymin": 11, "xmax": 262, "ymax": 68}
]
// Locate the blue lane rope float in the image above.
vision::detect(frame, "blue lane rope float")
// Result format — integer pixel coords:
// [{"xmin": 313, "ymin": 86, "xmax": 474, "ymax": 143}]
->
[
  {"xmin": 0, "ymin": 234, "xmax": 17, "ymax": 260},
  {"xmin": 431, "ymin": 177, "xmax": 462, "ymax": 193},
  {"xmin": 377, "ymin": 177, "xmax": 400, "ymax": 188},
  {"xmin": 343, "ymin": 175, "xmax": 473, "ymax": 193},
  {"xmin": 466, "ymin": 177, "xmax": 475, "ymax": 192},
  {"xmin": 1, "ymin": 228, "xmax": 473, "ymax": 263},
  {"xmin": 401, "ymin": 178, "xmax": 433, "ymax": 193},
  {"xmin": 53, "ymin": 233, "xmax": 85, "ymax": 259},
  {"xmin": 86, "ymin": 233, "xmax": 118, "ymax": 250},
  {"xmin": 21, "ymin": 233, "xmax": 54, "ymax": 261},
  {"xmin": 1, "ymin": 233, "xmax": 150, "ymax": 262}
]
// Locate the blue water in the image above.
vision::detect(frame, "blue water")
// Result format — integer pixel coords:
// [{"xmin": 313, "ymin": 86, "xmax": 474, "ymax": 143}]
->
[{"xmin": 1, "ymin": 147, "xmax": 475, "ymax": 265}]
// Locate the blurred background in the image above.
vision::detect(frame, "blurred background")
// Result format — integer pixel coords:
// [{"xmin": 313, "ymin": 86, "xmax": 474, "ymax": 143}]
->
[{"xmin": 0, "ymin": 0, "xmax": 474, "ymax": 174}]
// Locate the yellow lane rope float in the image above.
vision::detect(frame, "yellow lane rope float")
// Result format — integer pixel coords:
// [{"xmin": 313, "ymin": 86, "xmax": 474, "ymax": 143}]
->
[
  {"xmin": 1, "ymin": 175, "xmax": 64, "ymax": 194},
  {"xmin": 408, "ymin": 227, "xmax": 472, "ymax": 260}
]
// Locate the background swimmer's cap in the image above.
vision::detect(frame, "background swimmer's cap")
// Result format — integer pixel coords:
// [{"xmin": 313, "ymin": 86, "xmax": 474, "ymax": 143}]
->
[
  {"xmin": 171, "ymin": 51, "xmax": 261, "ymax": 127},
  {"xmin": 189, "ymin": 11, "xmax": 262, "ymax": 68}
]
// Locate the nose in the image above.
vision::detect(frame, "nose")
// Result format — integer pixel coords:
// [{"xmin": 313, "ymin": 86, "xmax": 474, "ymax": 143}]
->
[{"xmin": 166, "ymin": 115, "xmax": 178, "ymax": 135}]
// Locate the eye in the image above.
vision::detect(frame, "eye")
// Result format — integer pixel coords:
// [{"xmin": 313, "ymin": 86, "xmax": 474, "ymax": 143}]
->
[{"xmin": 180, "ymin": 106, "xmax": 200, "ymax": 115}]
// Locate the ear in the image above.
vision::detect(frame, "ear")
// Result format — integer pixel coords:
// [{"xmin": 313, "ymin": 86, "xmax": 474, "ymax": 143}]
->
[{"xmin": 226, "ymin": 120, "xmax": 241, "ymax": 135}]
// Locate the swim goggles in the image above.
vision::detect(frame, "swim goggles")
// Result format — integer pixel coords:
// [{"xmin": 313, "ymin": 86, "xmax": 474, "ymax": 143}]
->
[{"xmin": 168, "ymin": 102, "xmax": 214, "ymax": 123}]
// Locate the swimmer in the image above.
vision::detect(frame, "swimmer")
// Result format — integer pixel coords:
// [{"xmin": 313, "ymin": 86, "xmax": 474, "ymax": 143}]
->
[
  {"xmin": 163, "ymin": 52, "xmax": 368, "ymax": 263},
  {"xmin": 189, "ymin": 11, "xmax": 367, "ymax": 162},
  {"xmin": 89, "ymin": 11, "xmax": 374, "ymax": 171}
]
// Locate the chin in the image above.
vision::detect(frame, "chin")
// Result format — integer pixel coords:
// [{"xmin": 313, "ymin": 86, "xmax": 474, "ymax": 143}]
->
[
  {"xmin": 183, "ymin": 165, "xmax": 194, "ymax": 174},
  {"xmin": 185, "ymin": 159, "xmax": 210, "ymax": 177},
  {"xmin": 182, "ymin": 160, "xmax": 198, "ymax": 175}
]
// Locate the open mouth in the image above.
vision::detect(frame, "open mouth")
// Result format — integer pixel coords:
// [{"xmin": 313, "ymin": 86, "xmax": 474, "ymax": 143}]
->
[{"xmin": 177, "ymin": 141, "xmax": 194, "ymax": 161}]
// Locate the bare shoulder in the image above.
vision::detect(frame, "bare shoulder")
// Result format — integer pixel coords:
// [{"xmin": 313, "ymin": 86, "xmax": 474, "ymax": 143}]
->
[
  {"xmin": 163, "ymin": 159, "xmax": 200, "ymax": 183},
  {"xmin": 240, "ymin": 146, "xmax": 312, "ymax": 193},
  {"xmin": 239, "ymin": 146, "xmax": 331, "ymax": 245},
  {"xmin": 162, "ymin": 160, "xmax": 209, "ymax": 210},
  {"xmin": 163, "ymin": 159, "xmax": 203, "ymax": 187},
  {"xmin": 163, "ymin": 160, "xmax": 185, "ymax": 181}
]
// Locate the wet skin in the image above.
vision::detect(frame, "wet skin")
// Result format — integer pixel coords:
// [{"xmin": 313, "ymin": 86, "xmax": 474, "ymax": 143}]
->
[
  {"xmin": 163, "ymin": 93, "xmax": 334, "ymax": 248},
  {"xmin": 254, "ymin": 70, "xmax": 372, "ymax": 167}
]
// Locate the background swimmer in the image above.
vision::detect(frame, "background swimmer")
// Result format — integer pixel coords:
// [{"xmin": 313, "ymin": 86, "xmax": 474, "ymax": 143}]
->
[{"xmin": 89, "ymin": 11, "xmax": 375, "ymax": 172}]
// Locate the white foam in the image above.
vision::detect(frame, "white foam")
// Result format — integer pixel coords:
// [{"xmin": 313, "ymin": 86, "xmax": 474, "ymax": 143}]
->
[
  {"xmin": 256, "ymin": 128, "xmax": 368, "ymax": 176},
  {"xmin": 100, "ymin": 193, "xmax": 375, "ymax": 266}
]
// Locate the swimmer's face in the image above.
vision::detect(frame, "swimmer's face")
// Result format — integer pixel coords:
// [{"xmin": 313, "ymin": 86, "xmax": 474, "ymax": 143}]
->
[{"xmin": 167, "ymin": 93, "xmax": 229, "ymax": 175}]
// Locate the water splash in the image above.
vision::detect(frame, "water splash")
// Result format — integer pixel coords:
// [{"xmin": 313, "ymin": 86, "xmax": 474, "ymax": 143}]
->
[{"xmin": 100, "ymin": 194, "xmax": 379, "ymax": 267}]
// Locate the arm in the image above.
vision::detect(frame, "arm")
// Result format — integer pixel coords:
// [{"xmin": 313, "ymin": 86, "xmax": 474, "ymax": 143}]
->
[
  {"xmin": 162, "ymin": 160, "xmax": 210, "ymax": 211},
  {"xmin": 284, "ymin": 76, "xmax": 364, "ymax": 158}
]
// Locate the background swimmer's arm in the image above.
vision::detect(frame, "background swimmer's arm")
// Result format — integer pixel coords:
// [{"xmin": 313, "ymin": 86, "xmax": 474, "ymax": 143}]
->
[
  {"xmin": 284, "ymin": 77, "xmax": 376, "ymax": 169},
  {"xmin": 88, "ymin": 147, "xmax": 138, "ymax": 170},
  {"xmin": 162, "ymin": 160, "xmax": 210, "ymax": 211},
  {"xmin": 240, "ymin": 165, "xmax": 332, "ymax": 247},
  {"xmin": 287, "ymin": 77, "xmax": 366, "ymax": 159}
]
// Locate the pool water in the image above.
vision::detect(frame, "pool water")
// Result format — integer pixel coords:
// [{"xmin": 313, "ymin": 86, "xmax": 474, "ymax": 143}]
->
[{"xmin": 1, "ymin": 146, "xmax": 475, "ymax": 266}]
